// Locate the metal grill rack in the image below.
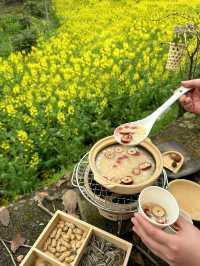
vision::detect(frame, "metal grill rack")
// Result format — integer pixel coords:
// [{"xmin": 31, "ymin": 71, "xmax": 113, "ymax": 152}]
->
[{"xmin": 72, "ymin": 153, "xmax": 168, "ymax": 214}]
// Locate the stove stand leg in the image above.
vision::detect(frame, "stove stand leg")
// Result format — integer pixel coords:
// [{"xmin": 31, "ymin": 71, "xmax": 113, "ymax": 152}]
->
[{"xmin": 117, "ymin": 219, "xmax": 122, "ymax": 235}]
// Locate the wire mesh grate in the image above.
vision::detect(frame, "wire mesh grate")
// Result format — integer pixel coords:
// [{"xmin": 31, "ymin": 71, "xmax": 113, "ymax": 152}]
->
[{"xmin": 72, "ymin": 153, "xmax": 168, "ymax": 214}]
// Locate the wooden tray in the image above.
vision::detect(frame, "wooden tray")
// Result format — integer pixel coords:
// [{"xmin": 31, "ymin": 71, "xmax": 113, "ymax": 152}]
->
[
  {"xmin": 156, "ymin": 141, "xmax": 200, "ymax": 178},
  {"xmin": 89, "ymin": 136, "xmax": 163, "ymax": 195},
  {"xmin": 162, "ymin": 150, "xmax": 184, "ymax": 174},
  {"xmin": 20, "ymin": 210, "xmax": 132, "ymax": 266}
]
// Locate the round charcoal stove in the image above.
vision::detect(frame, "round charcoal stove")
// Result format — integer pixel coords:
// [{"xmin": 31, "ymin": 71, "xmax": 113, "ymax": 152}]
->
[{"xmin": 72, "ymin": 153, "xmax": 168, "ymax": 226}]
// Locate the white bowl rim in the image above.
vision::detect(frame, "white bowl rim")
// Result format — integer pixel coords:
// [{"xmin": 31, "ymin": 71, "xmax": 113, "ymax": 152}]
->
[{"xmin": 138, "ymin": 186, "xmax": 180, "ymax": 227}]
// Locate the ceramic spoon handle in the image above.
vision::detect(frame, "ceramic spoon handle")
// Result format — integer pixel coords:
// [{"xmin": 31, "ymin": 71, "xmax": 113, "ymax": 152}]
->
[{"xmin": 148, "ymin": 86, "xmax": 191, "ymax": 122}]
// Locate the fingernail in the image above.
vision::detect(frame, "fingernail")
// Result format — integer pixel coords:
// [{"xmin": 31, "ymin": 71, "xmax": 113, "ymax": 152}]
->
[{"xmin": 131, "ymin": 217, "xmax": 135, "ymax": 223}]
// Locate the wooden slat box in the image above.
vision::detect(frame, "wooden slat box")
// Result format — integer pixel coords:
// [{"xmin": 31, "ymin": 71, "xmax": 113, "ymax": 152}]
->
[{"xmin": 20, "ymin": 210, "xmax": 132, "ymax": 266}]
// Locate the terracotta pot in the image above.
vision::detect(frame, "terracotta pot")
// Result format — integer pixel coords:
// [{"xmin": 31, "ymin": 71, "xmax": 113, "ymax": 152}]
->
[{"xmin": 88, "ymin": 136, "xmax": 163, "ymax": 195}]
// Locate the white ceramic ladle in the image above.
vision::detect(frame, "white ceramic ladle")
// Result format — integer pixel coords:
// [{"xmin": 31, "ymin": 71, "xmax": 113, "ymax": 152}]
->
[{"xmin": 114, "ymin": 86, "xmax": 191, "ymax": 146}]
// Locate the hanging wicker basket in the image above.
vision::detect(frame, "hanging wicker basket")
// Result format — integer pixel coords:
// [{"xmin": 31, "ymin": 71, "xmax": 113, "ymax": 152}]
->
[{"xmin": 166, "ymin": 42, "xmax": 186, "ymax": 71}]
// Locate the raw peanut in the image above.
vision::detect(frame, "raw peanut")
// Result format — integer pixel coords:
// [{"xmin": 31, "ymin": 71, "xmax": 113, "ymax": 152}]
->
[
  {"xmin": 46, "ymin": 238, "xmax": 51, "ymax": 246},
  {"xmin": 64, "ymin": 222, "xmax": 70, "ymax": 227},
  {"xmin": 50, "ymin": 228, "xmax": 57, "ymax": 239},
  {"xmin": 61, "ymin": 239, "xmax": 71, "ymax": 249},
  {"xmin": 73, "ymin": 228, "xmax": 83, "ymax": 235},
  {"xmin": 70, "ymin": 233, "xmax": 75, "ymax": 240},
  {"xmin": 62, "ymin": 233, "xmax": 70, "ymax": 241},
  {"xmin": 56, "ymin": 244, "xmax": 61, "ymax": 252},
  {"xmin": 75, "ymin": 234, "xmax": 82, "ymax": 241},
  {"xmin": 48, "ymin": 246, "xmax": 56, "ymax": 254},
  {"xmin": 51, "ymin": 239, "xmax": 57, "ymax": 248},
  {"xmin": 63, "ymin": 225, "xmax": 69, "ymax": 232},
  {"xmin": 58, "ymin": 220, "xmax": 65, "ymax": 228},
  {"xmin": 67, "ymin": 228, "xmax": 72, "ymax": 236},
  {"xmin": 68, "ymin": 223, "xmax": 75, "ymax": 229},
  {"xmin": 60, "ymin": 246, "xmax": 67, "ymax": 252},
  {"xmin": 57, "ymin": 239, "xmax": 62, "ymax": 246},
  {"xmin": 71, "ymin": 240, "xmax": 76, "ymax": 249},
  {"xmin": 65, "ymin": 233, "xmax": 71, "ymax": 241},
  {"xmin": 58, "ymin": 251, "xmax": 72, "ymax": 262},
  {"xmin": 65, "ymin": 255, "xmax": 75, "ymax": 263},
  {"xmin": 55, "ymin": 252, "xmax": 61, "ymax": 258},
  {"xmin": 43, "ymin": 241, "xmax": 48, "ymax": 251},
  {"xmin": 58, "ymin": 253, "xmax": 67, "ymax": 262},
  {"xmin": 65, "ymin": 251, "xmax": 71, "ymax": 257},
  {"xmin": 55, "ymin": 228, "xmax": 62, "ymax": 240}
]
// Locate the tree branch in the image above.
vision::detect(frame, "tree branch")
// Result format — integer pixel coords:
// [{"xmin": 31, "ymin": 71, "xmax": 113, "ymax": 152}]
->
[
  {"xmin": 0, "ymin": 238, "xmax": 17, "ymax": 266},
  {"xmin": 37, "ymin": 202, "xmax": 54, "ymax": 216},
  {"xmin": 1, "ymin": 239, "xmax": 32, "ymax": 249}
]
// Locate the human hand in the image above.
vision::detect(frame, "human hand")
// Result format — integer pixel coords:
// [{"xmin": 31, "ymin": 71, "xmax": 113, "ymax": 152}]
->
[
  {"xmin": 131, "ymin": 213, "xmax": 200, "ymax": 266},
  {"xmin": 180, "ymin": 79, "xmax": 200, "ymax": 114}
]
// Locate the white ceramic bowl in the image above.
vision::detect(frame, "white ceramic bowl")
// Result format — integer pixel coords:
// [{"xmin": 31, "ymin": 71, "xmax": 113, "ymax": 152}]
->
[{"xmin": 138, "ymin": 186, "xmax": 179, "ymax": 228}]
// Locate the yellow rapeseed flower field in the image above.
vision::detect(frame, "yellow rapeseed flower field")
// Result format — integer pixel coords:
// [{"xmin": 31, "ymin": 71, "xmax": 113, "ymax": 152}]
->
[{"xmin": 0, "ymin": 0, "xmax": 199, "ymax": 198}]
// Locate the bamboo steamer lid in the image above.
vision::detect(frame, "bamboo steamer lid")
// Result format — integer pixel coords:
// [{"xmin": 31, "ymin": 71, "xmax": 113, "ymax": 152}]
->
[{"xmin": 89, "ymin": 136, "xmax": 163, "ymax": 195}]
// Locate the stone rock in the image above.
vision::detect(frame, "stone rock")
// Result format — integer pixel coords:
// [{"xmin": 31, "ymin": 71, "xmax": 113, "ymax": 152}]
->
[{"xmin": 183, "ymin": 112, "xmax": 196, "ymax": 119}]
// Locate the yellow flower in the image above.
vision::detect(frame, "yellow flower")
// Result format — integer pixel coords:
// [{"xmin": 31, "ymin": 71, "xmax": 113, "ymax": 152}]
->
[
  {"xmin": 6, "ymin": 104, "xmax": 15, "ymax": 116},
  {"xmin": 58, "ymin": 100, "xmax": 65, "ymax": 108},
  {"xmin": 1, "ymin": 142, "xmax": 10, "ymax": 151},
  {"xmin": 17, "ymin": 130, "xmax": 28, "ymax": 144},
  {"xmin": 13, "ymin": 85, "xmax": 20, "ymax": 94},
  {"xmin": 23, "ymin": 115, "xmax": 32, "ymax": 124},
  {"xmin": 113, "ymin": 48, "xmax": 120, "ymax": 57},
  {"xmin": 112, "ymin": 64, "xmax": 120, "ymax": 75},
  {"xmin": 100, "ymin": 99, "xmax": 107, "ymax": 109},
  {"xmin": 123, "ymin": 42, "xmax": 129, "ymax": 50},
  {"xmin": 29, "ymin": 106, "xmax": 38, "ymax": 117},
  {"xmin": 57, "ymin": 112, "xmax": 65, "ymax": 124},
  {"xmin": 133, "ymin": 73, "xmax": 140, "ymax": 81},
  {"xmin": 30, "ymin": 152, "xmax": 40, "ymax": 168},
  {"xmin": 68, "ymin": 105, "xmax": 74, "ymax": 115},
  {"xmin": 45, "ymin": 104, "xmax": 53, "ymax": 115}
]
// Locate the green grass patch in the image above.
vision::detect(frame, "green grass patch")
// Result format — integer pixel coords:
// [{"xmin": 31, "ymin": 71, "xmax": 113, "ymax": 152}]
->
[{"xmin": 0, "ymin": 0, "xmax": 59, "ymax": 57}]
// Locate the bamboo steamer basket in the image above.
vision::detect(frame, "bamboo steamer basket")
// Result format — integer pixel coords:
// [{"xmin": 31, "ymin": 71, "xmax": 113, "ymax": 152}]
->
[{"xmin": 89, "ymin": 136, "xmax": 163, "ymax": 195}]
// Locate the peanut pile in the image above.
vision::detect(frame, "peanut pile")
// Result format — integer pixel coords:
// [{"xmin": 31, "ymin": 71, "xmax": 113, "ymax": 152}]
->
[{"xmin": 42, "ymin": 220, "xmax": 86, "ymax": 265}]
